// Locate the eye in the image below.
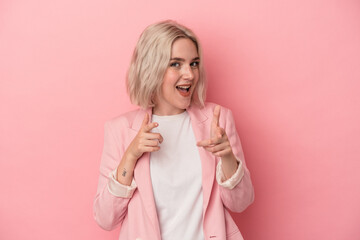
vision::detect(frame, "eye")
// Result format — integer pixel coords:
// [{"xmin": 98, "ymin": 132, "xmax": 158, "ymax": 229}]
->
[
  {"xmin": 170, "ymin": 62, "xmax": 180, "ymax": 68},
  {"xmin": 190, "ymin": 61, "xmax": 200, "ymax": 68}
]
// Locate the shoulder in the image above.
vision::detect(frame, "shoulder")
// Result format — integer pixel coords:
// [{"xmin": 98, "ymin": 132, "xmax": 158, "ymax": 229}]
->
[
  {"xmin": 200, "ymin": 102, "xmax": 233, "ymax": 118},
  {"xmin": 201, "ymin": 102, "xmax": 236, "ymax": 129},
  {"xmin": 188, "ymin": 102, "xmax": 234, "ymax": 127},
  {"xmin": 105, "ymin": 108, "xmax": 143, "ymax": 130}
]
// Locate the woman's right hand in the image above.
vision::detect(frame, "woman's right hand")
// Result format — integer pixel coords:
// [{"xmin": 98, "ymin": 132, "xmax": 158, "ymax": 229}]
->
[
  {"xmin": 125, "ymin": 113, "xmax": 163, "ymax": 162},
  {"xmin": 117, "ymin": 113, "xmax": 162, "ymax": 185}
]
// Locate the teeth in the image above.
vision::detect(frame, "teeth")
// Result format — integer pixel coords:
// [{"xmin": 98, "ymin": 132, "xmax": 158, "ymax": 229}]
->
[{"xmin": 176, "ymin": 85, "xmax": 191, "ymax": 90}]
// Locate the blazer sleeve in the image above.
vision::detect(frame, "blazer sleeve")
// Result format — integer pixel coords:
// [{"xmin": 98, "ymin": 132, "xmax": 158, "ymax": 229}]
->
[
  {"xmin": 218, "ymin": 108, "xmax": 255, "ymax": 213},
  {"xmin": 93, "ymin": 121, "xmax": 134, "ymax": 231}
]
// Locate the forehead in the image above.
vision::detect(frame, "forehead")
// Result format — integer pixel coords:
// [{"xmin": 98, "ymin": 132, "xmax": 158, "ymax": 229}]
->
[{"xmin": 171, "ymin": 38, "xmax": 198, "ymax": 58}]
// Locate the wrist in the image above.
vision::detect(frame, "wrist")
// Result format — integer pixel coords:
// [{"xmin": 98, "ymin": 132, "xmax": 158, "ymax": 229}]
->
[
  {"xmin": 124, "ymin": 150, "xmax": 140, "ymax": 164},
  {"xmin": 220, "ymin": 152, "xmax": 239, "ymax": 180},
  {"xmin": 221, "ymin": 152, "xmax": 236, "ymax": 164}
]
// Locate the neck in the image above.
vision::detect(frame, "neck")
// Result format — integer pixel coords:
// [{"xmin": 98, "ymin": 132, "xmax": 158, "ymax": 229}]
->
[{"xmin": 152, "ymin": 107, "xmax": 185, "ymax": 116}]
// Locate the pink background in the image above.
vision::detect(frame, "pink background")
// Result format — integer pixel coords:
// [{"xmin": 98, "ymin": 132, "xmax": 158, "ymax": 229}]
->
[{"xmin": 1, "ymin": 0, "xmax": 360, "ymax": 239}]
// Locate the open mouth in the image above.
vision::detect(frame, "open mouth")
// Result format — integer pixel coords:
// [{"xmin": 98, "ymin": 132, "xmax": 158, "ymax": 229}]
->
[{"xmin": 176, "ymin": 85, "xmax": 191, "ymax": 97}]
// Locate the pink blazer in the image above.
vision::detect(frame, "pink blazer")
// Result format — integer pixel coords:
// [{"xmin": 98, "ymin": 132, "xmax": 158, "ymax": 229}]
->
[{"xmin": 93, "ymin": 102, "xmax": 254, "ymax": 240}]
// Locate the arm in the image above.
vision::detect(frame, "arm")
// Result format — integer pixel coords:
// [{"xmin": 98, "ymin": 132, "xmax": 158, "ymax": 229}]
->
[
  {"xmin": 197, "ymin": 106, "xmax": 254, "ymax": 213},
  {"xmin": 93, "ymin": 121, "xmax": 131, "ymax": 230},
  {"xmin": 93, "ymin": 114, "xmax": 163, "ymax": 230},
  {"xmin": 219, "ymin": 108, "xmax": 254, "ymax": 213}
]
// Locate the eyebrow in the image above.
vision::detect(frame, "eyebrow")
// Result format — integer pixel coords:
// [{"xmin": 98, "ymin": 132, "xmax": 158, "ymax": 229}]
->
[{"xmin": 170, "ymin": 57, "xmax": 200, "ymax": 61}]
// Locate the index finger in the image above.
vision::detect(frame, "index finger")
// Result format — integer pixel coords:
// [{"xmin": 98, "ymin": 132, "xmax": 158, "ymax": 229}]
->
[
  {"xmin": 212, "ymin": 105, "xmax": 221, "ymax": 127},
  {"xmin": 141, "ymin": 114, "xmax": 159, "ymax": 132},
  {"xmin": 140, "ymin": 113, "xmax": 150, "ymax": 128},
  {"xmin": 143, "ymin": 122, "xmax": 158, "ymax": 133}
]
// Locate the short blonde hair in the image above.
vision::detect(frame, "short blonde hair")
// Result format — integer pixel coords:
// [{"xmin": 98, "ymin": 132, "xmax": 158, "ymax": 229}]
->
[{"xmin": 127, "ymin": 20, "xmax": 206, "ymax": 109}]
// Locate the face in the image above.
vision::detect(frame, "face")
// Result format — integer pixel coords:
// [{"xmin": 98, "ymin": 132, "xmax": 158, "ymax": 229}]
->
[{"xmin": 153, "ymin": 38, "xmax": 200, "ymax": 115}]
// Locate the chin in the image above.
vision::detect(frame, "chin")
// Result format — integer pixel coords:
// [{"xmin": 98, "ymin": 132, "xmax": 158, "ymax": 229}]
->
[{"xmin": 178, "ymin": 98, "xmax": 192, "ymax": 109}]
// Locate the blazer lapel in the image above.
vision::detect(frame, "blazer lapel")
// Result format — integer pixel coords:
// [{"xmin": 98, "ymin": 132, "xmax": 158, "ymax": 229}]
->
[
  {"xmin": 131, "ymin": 108, "xmax": 161, "ymax": 238},
  {"xmin": 187, "ymin": 105, "xmax": 216, "ymax": 216},
  {"xmin": 130, "ymin": 105, "xmax": 215, "ymax": 235}
]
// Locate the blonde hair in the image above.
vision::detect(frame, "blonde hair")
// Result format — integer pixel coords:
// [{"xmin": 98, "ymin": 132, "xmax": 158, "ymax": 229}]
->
[{"xmin": 127, "ymin": 20, "xmax": 206, "ymax": 109}]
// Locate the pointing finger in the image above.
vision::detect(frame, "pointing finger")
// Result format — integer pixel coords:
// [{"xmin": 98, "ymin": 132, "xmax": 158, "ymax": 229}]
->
[
  {"xmin": 141, "ymin": 113, "xmax": 149, "ymax": 129},
  {"xmin": 212, "ymin": 105, "xmax": 221, "ymax": 128},
  {"xmin": 141, "ymin": 114, "xmax": 159, "ymax": 132},
  {"xmin": 143, "ymin": 122, "xmax": 158, "ymax": 133}
]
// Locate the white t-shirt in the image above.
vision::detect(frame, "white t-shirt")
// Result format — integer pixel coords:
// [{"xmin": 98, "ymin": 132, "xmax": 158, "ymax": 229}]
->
[{"xmin": 150, "ymin": 111, "xmax": 204, "ymax": 240}]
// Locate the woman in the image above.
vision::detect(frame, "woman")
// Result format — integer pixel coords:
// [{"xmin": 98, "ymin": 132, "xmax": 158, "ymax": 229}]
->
[{"xmin": 93, "ymin": 20, "xmax": 254, "ymax": 240}]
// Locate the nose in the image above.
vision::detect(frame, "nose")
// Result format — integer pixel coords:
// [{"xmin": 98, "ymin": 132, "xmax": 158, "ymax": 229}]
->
[{"xmin": 181, "ymin": 65, "xmax": 194, "ymax": 80}]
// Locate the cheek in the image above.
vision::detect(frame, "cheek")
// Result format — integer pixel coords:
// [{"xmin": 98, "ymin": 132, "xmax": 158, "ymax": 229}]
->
[
  {"xmin": 167, "ymin": 71, "xmax": 179, "ymax": 82},
  {"xmin": 163, "ymin": 71, "xmax": 178, "ymax": 84},
  {"xmin": 161, "ymin": 79, "xmax": 175, "ymax": 94},
  {"xmin": 194, "ymin": 71, "xmax": 200, "ymax": 84}
]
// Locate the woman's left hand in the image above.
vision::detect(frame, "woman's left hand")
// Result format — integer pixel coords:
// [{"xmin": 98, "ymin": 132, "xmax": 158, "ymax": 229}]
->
[
  {"xmin": 197, "ymin": 105, "xmax": 235, "ymax": 160},
  {"xmin": 197, "ymin": 105, "xmax": 238, "ymax": 179}
]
